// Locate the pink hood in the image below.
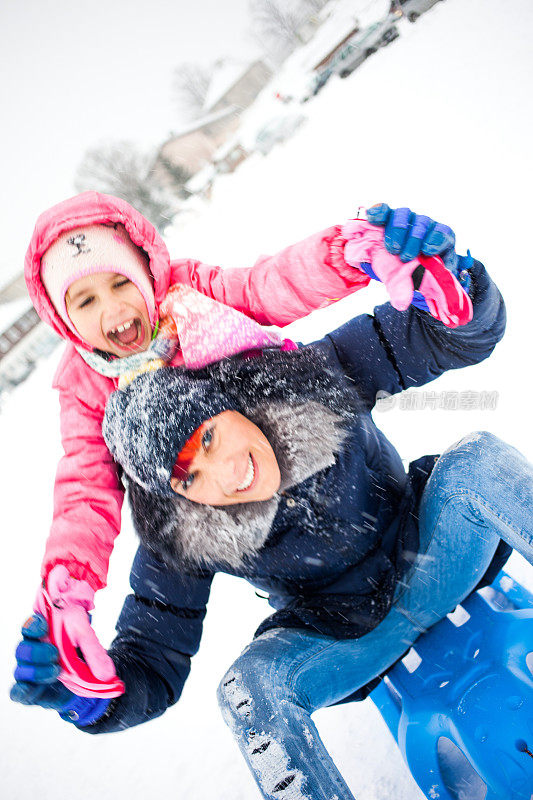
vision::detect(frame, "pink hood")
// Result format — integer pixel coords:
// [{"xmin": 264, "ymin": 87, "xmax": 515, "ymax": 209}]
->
[{"xmin": 25, "ymin": 192, "xmax": 172, "ymax": 350}]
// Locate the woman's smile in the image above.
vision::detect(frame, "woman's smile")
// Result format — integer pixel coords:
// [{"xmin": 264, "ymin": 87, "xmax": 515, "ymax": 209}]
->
[{"xmin": 235, "ymin": 453, "xmax": 258, "ymax": 493}]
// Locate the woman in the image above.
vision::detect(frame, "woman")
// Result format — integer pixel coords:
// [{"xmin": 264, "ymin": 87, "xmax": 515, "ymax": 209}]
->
[{"xmin": 13, "ymin": 208, "xmax": 530, "ymax": 800}]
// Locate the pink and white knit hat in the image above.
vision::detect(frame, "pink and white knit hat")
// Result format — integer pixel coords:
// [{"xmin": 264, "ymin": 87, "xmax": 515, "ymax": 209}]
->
[{"xmin": 41, "ymin": 223, "xmax": 157, "ymax": 335}]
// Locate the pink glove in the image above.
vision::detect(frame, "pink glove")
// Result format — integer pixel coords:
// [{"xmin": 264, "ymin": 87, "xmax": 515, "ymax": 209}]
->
[
  {"xmin": 34, "ymin": 565, "xmax": 124, "ymax": 698},
  {"xmin": 343, "ymin": 219, "xmax": 473, "ymax": 328}
]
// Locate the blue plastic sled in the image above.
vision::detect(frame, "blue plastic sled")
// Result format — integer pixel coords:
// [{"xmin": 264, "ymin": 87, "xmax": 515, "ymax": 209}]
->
[{"xmin": 371, "ymin": 571, "xmax": 533, "ymax": 799}]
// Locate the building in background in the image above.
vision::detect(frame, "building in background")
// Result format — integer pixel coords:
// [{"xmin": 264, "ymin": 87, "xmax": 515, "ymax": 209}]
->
[
  {"xmin": 153, "ymin": 59, "xmax": 272, "ymax": 191},
  {"xmin": 153, "ymin": 106, "xmax": 240, "ymax": 191},
  {"xmin": 0, "ymin": 273, "xmax": 27, "ymax": 303},
  {"xmin": 203, "ymin": 59, "xmax": 272, "ymax": 116},
  {"xmin": 0, "ymin": 278, "xmax": 59, "ymax": 402}
]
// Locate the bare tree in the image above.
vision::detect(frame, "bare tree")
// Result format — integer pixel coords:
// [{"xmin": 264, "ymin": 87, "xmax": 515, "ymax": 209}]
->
[
  {"xmin": 172, "ymin": 62, "xmax": 214, "ymax": 121},
  {"xmin": 249, "ymin": 0, "xmax": 305, "ymax": 51},
  {"xmin": 158, "ymin": 156, "xmax": 192, "ymax": 200},
  {"xmin": 300, "ymin": 0, "xmax": 329, "ymax": 12},
  {"xmin": 74, "ymin": 141, "xmax": 176, "ymax": 232}
]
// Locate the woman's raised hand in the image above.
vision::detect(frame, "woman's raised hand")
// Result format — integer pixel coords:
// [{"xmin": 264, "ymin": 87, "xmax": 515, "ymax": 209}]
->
[
  {"xmin": 366, "ymin": 203, "xmax": 457, "ymax": 262},
  {"xmin": 343, "ymin": 204, "xmax": 473, "ymax": 327}
]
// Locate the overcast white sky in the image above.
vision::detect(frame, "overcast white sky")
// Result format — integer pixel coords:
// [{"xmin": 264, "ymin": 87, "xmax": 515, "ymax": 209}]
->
[{"xmin": 0, "ymin": 0, "xmax": 256, "ymax": 285}]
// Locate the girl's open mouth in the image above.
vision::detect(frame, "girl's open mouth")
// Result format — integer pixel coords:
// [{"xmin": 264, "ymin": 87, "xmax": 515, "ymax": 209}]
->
[{"xmin": 107, "ymin": 318, "xmax": 145, "ymax": 351}]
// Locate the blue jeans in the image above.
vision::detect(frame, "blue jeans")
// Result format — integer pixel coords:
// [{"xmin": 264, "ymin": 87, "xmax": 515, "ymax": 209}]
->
[{"xmin": 217, "ymin": 432, "xmax": 533, "ymax": 799}]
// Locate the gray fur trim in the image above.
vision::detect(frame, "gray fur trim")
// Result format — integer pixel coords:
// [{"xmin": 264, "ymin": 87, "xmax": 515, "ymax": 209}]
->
[
  {"xmin": 169, "ymin": 494, "xmax": 279, "ymax": 570},
  {"xmin": 128, "ymin": 400, "xmax": 348, "ymax": 570},
  {"xmin": 248, "ymin": 401, "xmax": 347, "ymax": 490}
]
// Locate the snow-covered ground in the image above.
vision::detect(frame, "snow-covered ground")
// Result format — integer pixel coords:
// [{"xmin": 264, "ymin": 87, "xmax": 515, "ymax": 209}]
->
[{"xmin": 1, "ymin": 1, "xmax": 532, "ymax": 797}]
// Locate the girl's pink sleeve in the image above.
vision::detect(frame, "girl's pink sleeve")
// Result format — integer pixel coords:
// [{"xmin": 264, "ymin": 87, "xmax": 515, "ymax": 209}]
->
[
  {"xmin": 169, "ymin": 225, "xmax": 370, "ymax": 326},
  {"xmin": 41, "ymin": 351, "xmax": 123, "ymax": 591}
]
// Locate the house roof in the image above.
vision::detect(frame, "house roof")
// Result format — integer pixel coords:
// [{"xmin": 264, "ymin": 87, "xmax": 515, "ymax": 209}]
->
[
  {"xmin": 162, "ymin": 105, "xmax": 238, "ymax": 147},
  {"xmin": 202, "ymin": 60, "xmax": 257, "ymax": 112}
]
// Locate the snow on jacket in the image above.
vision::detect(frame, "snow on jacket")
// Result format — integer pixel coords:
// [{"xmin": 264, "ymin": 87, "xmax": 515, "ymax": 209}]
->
[
  {"xmin": 77, "ymin": 255, "xmax": 508, "ymax": 734},
  {"xmin": 25, "ymin": 192, "xmax": 370, "ymax": 590}
]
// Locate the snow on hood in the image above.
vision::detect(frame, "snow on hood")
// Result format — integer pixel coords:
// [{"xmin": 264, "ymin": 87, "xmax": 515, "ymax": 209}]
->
[{"xmin": 24, "ymin": 191, "xmax": 172, "ymax": 350}]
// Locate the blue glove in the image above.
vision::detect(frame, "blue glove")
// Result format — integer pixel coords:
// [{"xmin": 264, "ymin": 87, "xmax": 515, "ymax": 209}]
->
[
  {"xmin": 365, "ymin": 203, "xmax": 472, "ymax": 312},
  {"xmin": 366, "ymin": 203, "xmax": 456, "ymax": 260},
  {"xmin": 10, "ymin": 613, "xmax": 110, "ymax": 726}
]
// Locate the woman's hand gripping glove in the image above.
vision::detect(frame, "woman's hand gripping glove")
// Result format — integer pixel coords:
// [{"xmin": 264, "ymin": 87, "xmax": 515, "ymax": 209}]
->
[
  {"xmin": 344, "ymin": 204, "xmax": 473, "ymax": 327},
  {"xmin": 10, "ymin": 613, "xmax": 112, "ymax": 726},
  {"xmin": 31, "ymin": 565, "xmax": 124, "ymax": 698}
]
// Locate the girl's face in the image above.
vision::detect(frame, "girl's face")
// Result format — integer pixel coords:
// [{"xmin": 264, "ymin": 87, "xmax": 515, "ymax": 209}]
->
[
  {"xmin": 65, "ymin": 272, "xmax": 152, "ymax": 356},
  {"xmin": 170, "ymin": 411, "xmax": 281, "ymax": 506}
]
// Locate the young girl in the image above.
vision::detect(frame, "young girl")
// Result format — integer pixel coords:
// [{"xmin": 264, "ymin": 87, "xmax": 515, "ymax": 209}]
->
[
  {"xmin": 13, "ymin": 209, "xmax": 524, "ymax": 800},
  {"xmin": 21, "ymin": 193, "xmax": 463, "ymax": 692}
]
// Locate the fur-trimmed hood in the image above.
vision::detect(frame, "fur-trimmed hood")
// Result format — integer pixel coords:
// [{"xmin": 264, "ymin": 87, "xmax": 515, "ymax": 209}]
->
[
  {"xmin": 106, "ymin": 343, "xmax": 363, "ymax": 569},
  {"xmin": 128, "ymin": 399, "xmax": 349, "ymax": 570},
  {"xmin": 104, "ymin": 343, "xmax": 362, "ymax": 497},
  {"xmin": 24, "ymin": 191, "xmax": 172, "ymax": 350}
]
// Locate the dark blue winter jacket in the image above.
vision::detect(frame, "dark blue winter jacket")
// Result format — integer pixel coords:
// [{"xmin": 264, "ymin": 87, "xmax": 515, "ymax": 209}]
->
[{"xmin": 81, "ymin": 257, "xmax": 507, "ymax": 734}]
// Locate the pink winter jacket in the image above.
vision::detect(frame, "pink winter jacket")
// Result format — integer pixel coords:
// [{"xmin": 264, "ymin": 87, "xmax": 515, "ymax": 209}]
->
[{"xmin": 25, "ymin": 191, "xmax": 370, "ymax": 590}]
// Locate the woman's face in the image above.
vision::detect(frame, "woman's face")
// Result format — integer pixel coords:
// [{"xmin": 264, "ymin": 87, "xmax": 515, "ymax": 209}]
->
[{"xmin": 170, "ymin": 411, "xmax": 281, "ymax": 506}]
